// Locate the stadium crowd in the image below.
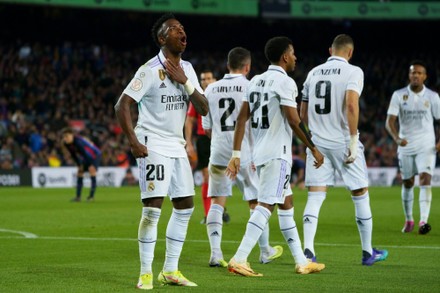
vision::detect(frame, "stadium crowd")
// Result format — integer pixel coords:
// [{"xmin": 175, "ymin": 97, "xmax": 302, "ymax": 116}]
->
[{"xmin": 0, "ymin": 6, "xmax": 439, "ymax": 171}]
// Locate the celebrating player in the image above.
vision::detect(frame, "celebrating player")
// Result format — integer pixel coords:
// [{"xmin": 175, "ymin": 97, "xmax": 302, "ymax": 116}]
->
[{"xmin": 114, "ymin": 13, "xmax": 208, "ymax": 290}]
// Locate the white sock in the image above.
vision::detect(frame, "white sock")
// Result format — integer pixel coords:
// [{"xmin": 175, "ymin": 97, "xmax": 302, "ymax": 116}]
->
[
  {"xmin": 419, "ymin": 186, "xmax": 432, "ymax": 223},
  {"xmin": 303, "ymin": 191, "xmax": 326, "ymax": 257},
  {"xmin": 352, "ymin": 192, "xmax": 373, "ymax": 255},
  {"xmin": 251, "ymin": 209, "xmax": 270, "ymax": 254},
  {"xmin": 278, "ymin": 208, "xmax": 307, "ymax": 265},
  {"xmin": 138, "ymin": 207, "xmax": 161, "ymax": 275},
  {"xmin": 163, "ymin": 207, "xmax": 194, "ymax": 272},
  {"xmin": 207, "ymin": 204, "xmax": 224, "ymax": 258},
  {"xmin": 402, "ymin": 186, "xmax": 414, "ymax": 221},
  {"xmin": 234, "ymin": 205, "xmax": 271, "ymax": 263}
]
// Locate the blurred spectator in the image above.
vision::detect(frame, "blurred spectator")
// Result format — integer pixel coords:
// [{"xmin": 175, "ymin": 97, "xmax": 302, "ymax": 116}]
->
[{"xmin": 121, "ymin": 168, "xmax": 138, "ymax": 186}]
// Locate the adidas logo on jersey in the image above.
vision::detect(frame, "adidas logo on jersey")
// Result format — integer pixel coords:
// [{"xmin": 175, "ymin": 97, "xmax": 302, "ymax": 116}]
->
[
  {"xmin": 357, "ymin": 220, "xmax": 363, "ymax": 226},
  {"xmin": 287, "ymin": 238, "xmax": 295, "ymax": 243},
  {"xmin": 159, "ymin": 82, "xmax": 167, "ymax": 88},
  {"xmin": 304, "ymin": 217, "xmax": 311, "ymax": 224},
  {"xmin": 210, "ymin": 231, "xmax": 220, "ymax": 237}
]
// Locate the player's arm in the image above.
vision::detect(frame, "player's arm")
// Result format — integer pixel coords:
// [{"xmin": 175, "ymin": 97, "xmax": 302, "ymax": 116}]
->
[
  {"xmin": 184, "ymin": 115, "xmax": 197, "ymax": 155},
  {"xmin": 299, "ymin": 101, "xmax": 309, "ymax": 127},
  {"xmin": 385, "ymin": 114, "xmax": 407, "ymax": 147},
  {"xmin": 345, "ymin": 90, "xmax": 361, "ymax": 164},
  {"xmin": 114, "ymin": 93, "xmax": 148, "ymax": 158},
  {"xmin": 435, "ymin": 119, "xmax": 440, "ymax": 152},
  {"xmin": 226, "ymin": 101, "xmax": 250, "ymax": 179},
  {"xmin": 283, "ymin": 105, "xmax": 323, "ymax": 168},
  {"xmin": 164, "ymin": 59, "xmax": 209, "ymax": 116}
]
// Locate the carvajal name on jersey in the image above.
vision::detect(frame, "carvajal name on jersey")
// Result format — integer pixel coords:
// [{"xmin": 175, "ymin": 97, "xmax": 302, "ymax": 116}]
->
[
  {"xmin": 313, "ymin": 68, "xmax": 341, "ymax": 76},
  {"xmin": 211, "ymin": 85, "xmax": 244, "ymax": 93},
  {"xmin": 161, "ymin": 94, "xmax": 188, "ymax": 111}
]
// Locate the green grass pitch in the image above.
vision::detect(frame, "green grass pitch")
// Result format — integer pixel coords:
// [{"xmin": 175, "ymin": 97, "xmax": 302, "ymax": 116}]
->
[{"xmin": 0, "ymin": 186, "xmax": 439, "ymax": 292}]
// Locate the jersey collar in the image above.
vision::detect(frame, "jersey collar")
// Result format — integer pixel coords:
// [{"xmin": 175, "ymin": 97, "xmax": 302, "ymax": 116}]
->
[
  {"xmin": 407, "ymin": 85, "xmax": 426, "ymax": 97},
  {"xmin": 327, "ymin": 56, "xmax": 348, "ymax": 63},
  {"xmin": 268, "ymin": 65, "xmax": 287, "ymax": 75},
  {"xmin": 157, "ymin": 50, "xmax": 182, "ymax": 68},
  {"xmin": 223, "ymin": 73, "xmax": 244, "ymax": 79}
]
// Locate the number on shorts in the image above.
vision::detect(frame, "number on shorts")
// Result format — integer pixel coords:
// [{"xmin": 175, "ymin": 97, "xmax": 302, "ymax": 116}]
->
[
  {"xmin": 146, "ymin": 164, "xmax": 165, "ymax": 181},
  {"xmin": 284, "ymin": 174, "xmax": 290, "ymax": 189}
]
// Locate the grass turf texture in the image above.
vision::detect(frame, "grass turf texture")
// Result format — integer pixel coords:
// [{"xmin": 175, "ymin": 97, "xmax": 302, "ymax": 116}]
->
[{"xmin": 0, "ymin": 186, "xmax": 438, "ymax": 292}]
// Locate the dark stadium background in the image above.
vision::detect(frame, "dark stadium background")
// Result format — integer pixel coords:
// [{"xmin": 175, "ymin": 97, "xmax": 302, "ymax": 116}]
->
[{"xmin": 0, "ymin": 2, "xmax": 439, "ymax": 172}]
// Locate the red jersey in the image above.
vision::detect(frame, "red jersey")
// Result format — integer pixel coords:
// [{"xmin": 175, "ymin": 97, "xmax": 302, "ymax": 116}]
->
[{"xmin": 187, "ymin": 103, "xmax": 206, "ymax": 136}]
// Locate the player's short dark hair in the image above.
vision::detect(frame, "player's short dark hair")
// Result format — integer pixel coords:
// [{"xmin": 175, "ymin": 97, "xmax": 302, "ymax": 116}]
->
[
  {"xmin": 331, "ymin": 34, "xmax": 354, "ymax": 50},
  {"xmin": 151, "ymin": 13, "xmax": 176, "ymax": 48},
  {"xmin": 200, "ymin": 69, "xmax": 215, "ymax": 77},
  {"xmin": 264, "ymin": 36, "xmax": 292, "ymax": 63},
  {"xmin": 228, "ymin": 47, "xmax": 251, "ymax": 70},
  {"xmin": 410, "ymin": 59, "xmax": 427, "ymax": 72},
  {"xmin": 61, "ymin": 127, "xmax": 74, "ymax": 135}
]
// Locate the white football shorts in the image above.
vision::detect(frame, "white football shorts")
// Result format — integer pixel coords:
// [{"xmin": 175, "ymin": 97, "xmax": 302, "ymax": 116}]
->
[
  {"xmin": 398, "ymin": 150, "xmax": 436, "ymax": 180},
  {"xmin": 257, "ymin": 159, "xmax": 292, "ymax": 205},
  {"xmin": 137, "ymin": 150, "xmax": 195, "ymax": 199},
  {"xmin": 208, "ymin": 163, "xmax": 259, "ymax": 201},
  {"xmin": 305, "ymin": 143, "xmax": 369, "ymax": 191}
]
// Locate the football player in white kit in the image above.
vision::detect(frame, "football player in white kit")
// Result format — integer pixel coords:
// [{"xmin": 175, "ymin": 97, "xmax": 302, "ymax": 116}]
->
[
  {"xmin": 225, "ymin": 36, "xmax": 325, "ymax": 277},
  {"xmin": 386, "ymin": 60, "xmax": 440, "ymax": 235},
  {"xmin": 300, "ymin": 34, "xmax": 388, "ymax": 266},
  {"xmin": 114, "ymin": 13, "xmax": 208, "ymax": 290},
  {"xmin": 202, "ymin": 47, "xmax": 283, "ymax": 268}
]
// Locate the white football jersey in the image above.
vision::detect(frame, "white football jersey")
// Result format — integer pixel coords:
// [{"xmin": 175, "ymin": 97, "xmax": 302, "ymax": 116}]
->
[
  {"xmin": 123, "ymin": 50, "xmax": 203, "ymax": 158},
  {"xmin": 302, "ymin": 56, "xmax": 364, "ymax": 148},
  {"xmin": 245, "ymin": 65, "xmax": 297, "ymax": 166},
  {"xmin": 202, "ymin": 74, "xmax": 253, "ymax": 166},
  {"xmin": 387, "ymin": 85, "xmax": 440, "ymax": 155}
]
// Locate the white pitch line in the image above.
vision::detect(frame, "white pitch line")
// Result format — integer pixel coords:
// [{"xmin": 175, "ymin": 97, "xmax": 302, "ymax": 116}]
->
[
  {"xmin": 0, "ymin": 234, "xmax": 439, "ymax": 250},
  {"xmin": 0, "ymin": 228, "xmax": 38, "ymax": 238}
]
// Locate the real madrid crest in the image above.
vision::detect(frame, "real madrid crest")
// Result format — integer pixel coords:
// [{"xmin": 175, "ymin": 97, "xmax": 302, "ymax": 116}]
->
[
  {"xmin": 403, "ymin": 95, "xmax": 408, "ymax": 101},
  {"xmin": 148, "ymin": 182, "xmax": 155, "ymax": 192},
  {"xmin": 158, "ymin": 69, "xmax": 166, "ymax": 81},
  {"xmin": 424, "ymin": 100, "xmax": 430, "ymax": 108}
]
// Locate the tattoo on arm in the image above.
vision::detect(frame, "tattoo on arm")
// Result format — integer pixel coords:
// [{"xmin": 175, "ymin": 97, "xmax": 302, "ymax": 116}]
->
[{"xmin": 299, "ymin": 121, "xmax": 315, "ymax": 148}]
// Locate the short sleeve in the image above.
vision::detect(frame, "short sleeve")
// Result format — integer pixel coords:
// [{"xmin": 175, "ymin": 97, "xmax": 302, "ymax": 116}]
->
[
  {"xmin": 431, "ymin": 92, "xmax": 440, "ymax": 120},
  {"xmin": 346, "ymin": 67, "xmax": 364, "ymax": 96},
  {"xmin": 301, "ymin": 72, "xmax": 311, "ymax": 102},
  {"xmin": 277, "ymin": 77, "xmax": 297, "ymax": 108},
  {"xmin": 387, "ymin": 92, "xmax": 400, "ymax": 116},
  {"xmin": 122, "ymin": 65, "xmax": 153, "ymax": 103},
  {"xmin": 202, "ymin": 112, "xmax": 212, "ymax": 130}
]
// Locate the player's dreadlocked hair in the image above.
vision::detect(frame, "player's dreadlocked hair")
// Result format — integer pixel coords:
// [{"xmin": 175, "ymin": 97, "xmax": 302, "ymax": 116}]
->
[{"xmin": 151, "ymin": 13, "xmax": 176, "ymax": 48}]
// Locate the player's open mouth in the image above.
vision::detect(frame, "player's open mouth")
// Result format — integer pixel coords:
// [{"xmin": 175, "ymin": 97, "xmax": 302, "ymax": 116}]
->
[{"xmin": 180, "ymin": 36, "xmax": 187, "ymax": 46}]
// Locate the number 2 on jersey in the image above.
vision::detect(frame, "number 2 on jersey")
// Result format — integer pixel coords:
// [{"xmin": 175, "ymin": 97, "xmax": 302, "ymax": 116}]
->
[{"xmin": 219, "ymin": 97, "xmax": 236, "ymax": 131}]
